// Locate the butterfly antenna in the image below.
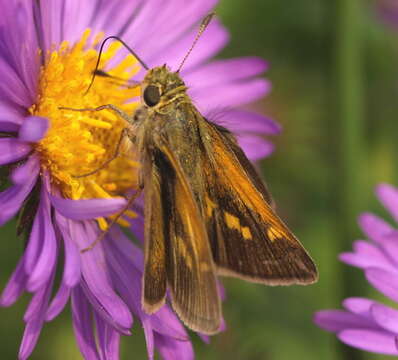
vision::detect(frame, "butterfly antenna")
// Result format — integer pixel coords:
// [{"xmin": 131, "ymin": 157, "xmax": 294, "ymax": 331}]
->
[
  {"xmin": 176, "ymin": 12, "xmax": 215, "ymax": 73},
  {"xmin": 85, "ymin": 36, "xmax": 149, "ymax": 95}
]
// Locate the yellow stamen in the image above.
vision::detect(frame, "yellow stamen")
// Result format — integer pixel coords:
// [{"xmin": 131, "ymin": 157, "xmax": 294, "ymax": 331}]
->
[
  {"xmin": 97, "ymin": 217, "xmax": 109, "ymax": 231},
  {"xmin": 32, "ymin": 29, "xmax": 141, "ymax": 227}
]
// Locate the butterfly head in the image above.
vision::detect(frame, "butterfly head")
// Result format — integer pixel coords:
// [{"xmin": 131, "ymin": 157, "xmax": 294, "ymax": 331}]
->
[{"xmin": 141, "ymin": 65, "xmax": 187, "ymax": 108}]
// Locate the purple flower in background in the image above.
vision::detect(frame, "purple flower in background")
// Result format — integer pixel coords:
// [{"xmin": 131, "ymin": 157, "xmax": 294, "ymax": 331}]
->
[
  {"xmin": 314, "ymin": 184, "xmax": 398, "ymax": 356},
  {"xmin": 377, "ymin": 0, "xmax": 398, "ymax": 28},
  {"xmin": 0, "ymin": 0, "xmax": 277, "ymax": 359}
]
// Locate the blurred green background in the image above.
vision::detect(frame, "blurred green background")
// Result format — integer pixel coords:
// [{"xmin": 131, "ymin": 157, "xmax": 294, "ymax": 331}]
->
[{"xmin": 1, "ymin": 0, "xmax": 398, "ymax": 359}]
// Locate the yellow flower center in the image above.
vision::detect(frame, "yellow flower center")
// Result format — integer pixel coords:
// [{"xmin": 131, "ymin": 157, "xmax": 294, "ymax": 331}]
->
[{"xmin": 31, "ymin": 29, "xmax": 140, "ymax": 228}]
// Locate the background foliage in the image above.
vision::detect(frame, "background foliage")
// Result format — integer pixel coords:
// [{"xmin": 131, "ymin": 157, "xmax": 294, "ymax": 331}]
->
[{"xmin": 1, "ymin": 0, "xmax": 397, "ymax": 359}]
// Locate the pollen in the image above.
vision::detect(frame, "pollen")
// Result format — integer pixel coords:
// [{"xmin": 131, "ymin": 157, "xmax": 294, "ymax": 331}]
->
[{"xmin": 32, "ymin": 29, "xmax": 141, "ymax": 226}]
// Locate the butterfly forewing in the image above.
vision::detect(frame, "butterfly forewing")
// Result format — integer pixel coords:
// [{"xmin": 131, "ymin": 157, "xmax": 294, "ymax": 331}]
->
[{"xmin": 197, "ymin": 117, "xmax": 318, "ymax": 285}]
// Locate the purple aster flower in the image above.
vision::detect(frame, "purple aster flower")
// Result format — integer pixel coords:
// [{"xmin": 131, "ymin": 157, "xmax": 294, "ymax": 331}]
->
[
  {"xmin": 0, "ymin": 0, "xmax": 277, "ymax": 359},
  {"xmin": 314, "ymin": 183, "xmax": 398, "ymax": 356}
]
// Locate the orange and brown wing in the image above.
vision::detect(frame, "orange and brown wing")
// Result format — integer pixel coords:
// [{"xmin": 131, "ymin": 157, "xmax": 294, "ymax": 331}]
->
[
  {"xmin": 144, "ymin": 143, "xmax": 221, "ymax": 334},
  {"xmin": 198, "ymin": 119, "xmax": 318, "ymax": 285},
  {"xmin": 142, "ymin": 159, "xmax": 167, "ymax": 314}
]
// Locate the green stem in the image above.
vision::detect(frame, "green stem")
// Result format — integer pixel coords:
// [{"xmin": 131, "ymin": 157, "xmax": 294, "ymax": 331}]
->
[{"xmin": 335, "ymin": 0, "xmax": 365, "ymax": 359}]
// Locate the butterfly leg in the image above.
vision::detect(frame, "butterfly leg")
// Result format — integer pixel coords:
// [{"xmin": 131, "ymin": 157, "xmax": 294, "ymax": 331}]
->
[
  {"xmin": 58, "ymin": 104, "xmax": 134, "ymax": 177},
  {"xmin": 81, "ymin": 187, "xmax": 143, "ymax": 253},
  {"xmin": 74, "ymin": 127, "xmax": 130, "ymax": 178}
]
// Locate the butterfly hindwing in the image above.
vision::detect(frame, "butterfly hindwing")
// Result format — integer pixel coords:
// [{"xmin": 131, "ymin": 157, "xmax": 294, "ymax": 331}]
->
[
  {"xmin": 142, "ymin": 159, "xmax": 168, "ymax": 314},
  {"xmin": 150, "ymin": 141, "xmax": 222, "ymax": 334},
  {"xmin": 198, "ymin": 118, "xmax": 318, "ymax": 285}
]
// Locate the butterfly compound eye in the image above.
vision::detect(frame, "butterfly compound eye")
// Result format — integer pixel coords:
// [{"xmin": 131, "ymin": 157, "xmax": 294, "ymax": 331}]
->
[{"xmin": 143, "ymin": 85, "xmax": 161, "ymax": 107}]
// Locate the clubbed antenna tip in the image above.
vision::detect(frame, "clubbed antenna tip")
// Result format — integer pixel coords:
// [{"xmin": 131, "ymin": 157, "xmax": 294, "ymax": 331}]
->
[{"xmin": 176, "ymin": 12, "xmax": 216, "ymax": 73}]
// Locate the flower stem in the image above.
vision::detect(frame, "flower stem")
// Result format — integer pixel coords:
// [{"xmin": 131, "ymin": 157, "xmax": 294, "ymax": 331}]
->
[{"xmin": 335, "ymin": 0, "xmax": 365, "ymax": 359}]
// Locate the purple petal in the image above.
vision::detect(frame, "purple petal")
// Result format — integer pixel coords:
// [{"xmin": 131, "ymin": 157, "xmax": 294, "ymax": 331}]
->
[
  {"xmin": 342, "ymin": 297, "xmax": 375, "ymax": 316},
  {"xmin": 11, "ymin": 154, "xmax": 40, "ymax": 185},
  {"xmin": 71, "ymin": 286, "xmax": 101, "ymax": 360},
  {"xmin": 0, "ymin": 138, "xmax": 31, "ymax": 165},
  {"xmin": 142, "ymin": 320, "xmax": 155, "ymax": 360},
  {"xmin": 191, "ymin": 78, "xmax": 271, "ymax": 113},
  {"xmin": 154, "ymin": 333, "xmax": 194, "ymax": 360},
  {"xmin": 358, "ymin": 212, "xmax": 394, "ymax": 243},
  {"xmin": 37, "ymin": 0, "xmax": 63, "ymax": 48},
  {"xmin": 149, "ymin": 19, "xmax": 229, "ymax": 72},
  {"xmin": 80, "ymin": 279, "xmax": 132, "ymax": 336},
  {"xmin": 379, "ymin": 236, "xmax": 398, "ymax": 268},
  {"xmin": 50, "ymin": 195, "xmax": 127, "ymax": 220},
  {"xmin": 24, "ymin": 197, "xmax": 45, "ymax": 273},
  {"xmin": 0, "ymin": 2, "xmax": 39, "ymax": 98},
  {"xmin": 339, "ymin": 240, "xmax": 397, "ymax": 272},
  {"xmin": 89, "ymin": 1, "xmax": 143, "ymax": 40},
  {"xmin": 185, "ymin": 57, "xmax": 268, "ymax": 89},
  {"xmin": 211, "ymin": 110, "xmax": 281, "ymax": 135},
  {"xmin": 371, "ymin": 303, "xmax": 398, "ymax": 333},
  {"xmin": 103, "ymin": 234, "xmax": 143, "ymax": 312},
  {"xmin": 62, "ymin": 235, "xmax": 81, "ymax": 287},
  {"xmin": 219, "ymin": 317, "xmax": 227, "ymax": 332},
  {"xmin": 314, "ymin": 310, "xmax": 377, "ymax": 332},
  {"xmin": 106, "ymin": 245, "xmax": 193, "ymax": 360},
  {"xmin": 0, "ymin": 256, "xmax": 28, "ymax": 306},
  {"xmin": 37, "ymin": 0, "xmax": 97, "ymax": 51},
  {"xmin": 125, "ymin": 0, "xmax": 217, "ymax": 65},
  {"xmin": 0, "ymin": 56, "xmax": 33, "ymax": 107},
  {"xmin": 0, "ymin": 166, "xmax": 39, "ymax": 226},
  {"xmin": 94, "ymin": 311, "xmax": 120, "ymax": 360},
  {"xmin": 18, "ymin": 116, "xmax": 49, "ymax": 142},
  {"xmin": 237, "ymin": 135, "xmax": 275, "ymax": 160},
  {"xmin": 384, "ymin": 230, "xmax": 398, "ymax": 240},
  {"xmin": 109, "ymin": 227, "xmax": 144, "ymax": 270},
  {"xmin": 105, "ymin": 232, "xmax": 189, "ymax": 342},
  {"xmin": 24, "ymin": 277, "xmax": 53, "ymax": 323},
  {"xmin": 129, "ymin": 207, "xmax": 145, "ymax": 243},
  {"xmin": 27, "ymin": 190, "xmax": 58, "ymax": 292},
  {"xmin": 150, "ymin": 307, "xmax": 189, "ymax": 341},
  {"xmin": 19, "ymin": 319, "xmax": 45, "ymax": 360},
  {"xmin": 366, "ymin": 268, "xmax": 398, "ymax": 302},
  {"xmin": 45, "ymin": 282, "xmax": 71, "ymax": 321},
  {"xmin": 55, "ymin": 213, "xmax": 81, "ymax": 287},
  {"xmin": 0, "ymin": 121, "xmax": 19, "ymax": 132},
  {"xmin": 376, "ymin": 184, "xmax": 398, "ymax": 223},
  {"xmin": 339, "ymin": 329, "xmax": 398, "ymax": 355},
  {"xmin": 104, "ymin": 245, "xmax": 160, "ymax": 357},
  {"xmin": 19, "ymin": 275, "xmax": 54, "ymax": 360},
  {"xmin": 72, "ymin": 222, "xmax": 132, "ymax": 331},
  {"xmin": 0, "ymin": 101, "xmax": 24, "ymax": 125}
]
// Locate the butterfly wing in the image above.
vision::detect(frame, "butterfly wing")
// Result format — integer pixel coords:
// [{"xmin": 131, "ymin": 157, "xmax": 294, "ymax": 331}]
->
[
  {"xmin": 142, "ymin": 159, "xmax": 167, "ymax": 313},
  {"xmin": 143, "ymin": 139, "xmax": 222, "ymax": 334},
  {"xmin": 197, "ymin": 118, "xmax": 318, "ymax": 285}
]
